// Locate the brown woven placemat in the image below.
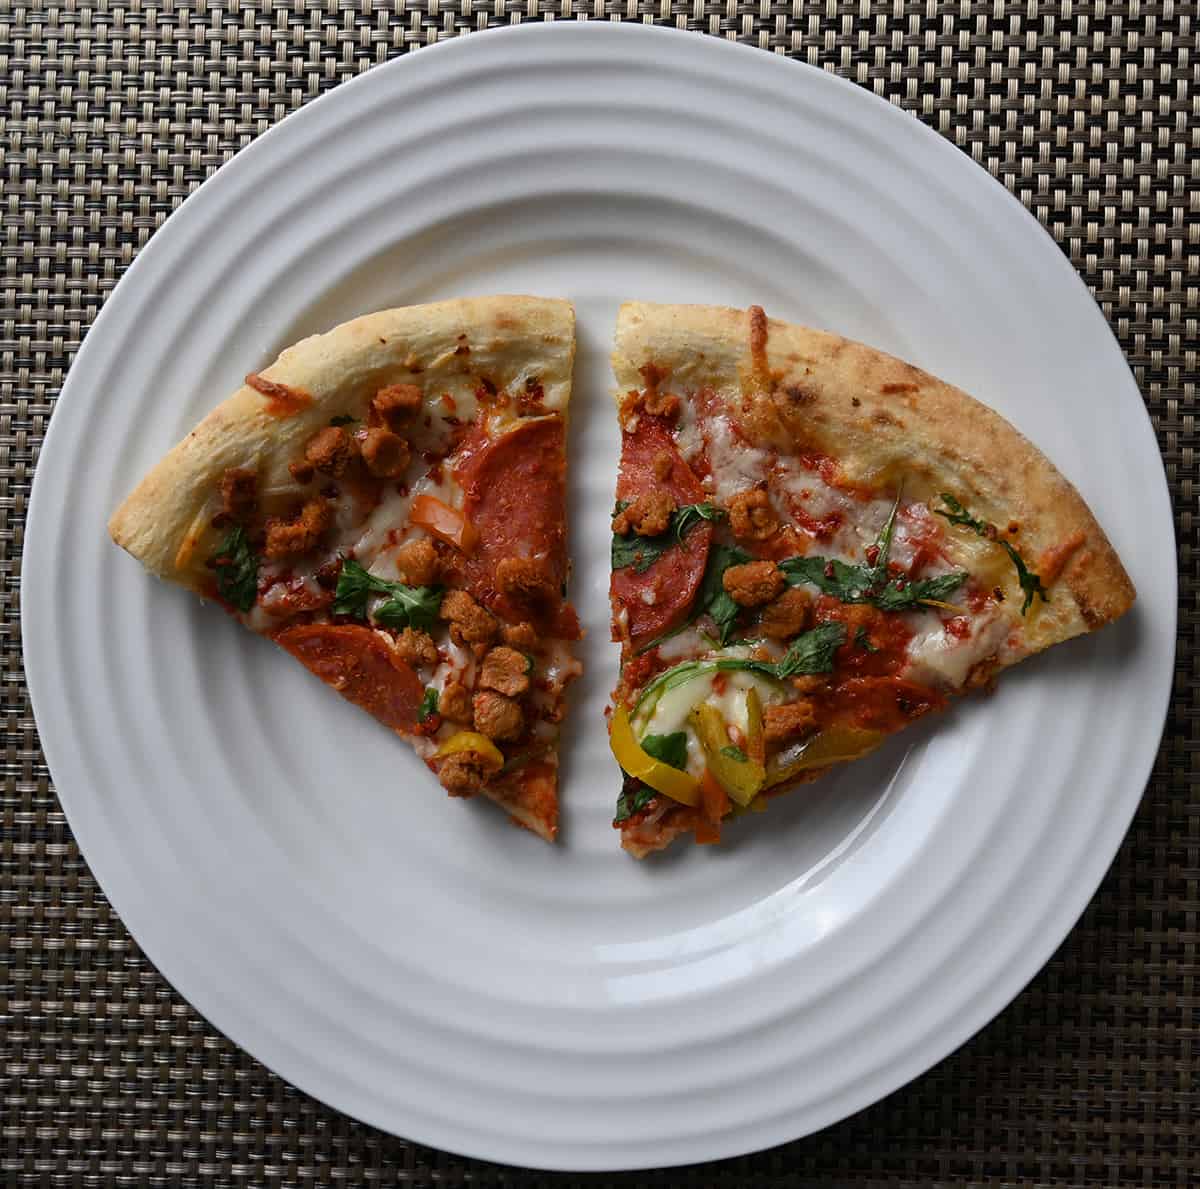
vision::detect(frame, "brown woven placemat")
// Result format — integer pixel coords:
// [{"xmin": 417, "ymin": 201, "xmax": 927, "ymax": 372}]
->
[{"xmin": 1, "ymin": 2, "xmax": 1195, "ymax": 1186}]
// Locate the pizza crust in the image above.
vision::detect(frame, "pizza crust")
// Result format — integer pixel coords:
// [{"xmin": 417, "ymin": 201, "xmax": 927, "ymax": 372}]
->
[
  {"xmin": 109, "ymin": 295, "xmax": 575, "ymax": 589},
  {"xmin": 613, "ymin": 301, "xmax": 1135, "ymax": 655}
]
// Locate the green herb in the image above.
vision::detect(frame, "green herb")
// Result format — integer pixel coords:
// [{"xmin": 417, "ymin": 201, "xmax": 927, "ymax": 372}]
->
[
  {"xmin": 210, "ymin": 524, "xmax": 259, "ymax": 612},
  {"xmin": 779, "ymin": 490, "xmax": 967, "ymax": 613},
  {"xmin": 854, "ymin": 626, "xmax": 878, "ymax": 653},
  {"xmin": 333, "ymin": 558, "xmax": 443, "ymax": 629},
  {"xmin": 720, "ymin": 745, "xmax": 748, "ymax": 763},
  {"xmin": 872, "ymin": 571, "xmax": 970, "ymax": 611},
  {"xmin": 639, "ymin": 731, "xmax": 689, "ymax": 771},
  {"xmin": 373, "ymin": 587, "xmax": 444, "ymax": 631},
  {"xmin": 418, "ymin": 688, "xmax": 439, "ymax": 722},
  {"xmin": 611, "ymin": 502, "xmax": 725, "ymax": 574},
  {"xmin": 695, "ymin": 544, "xmax": 752, "ymax": 645},
  {"xmin": 934, "ymin": 492, "xmax": 986, "ymax": 533},
  {"xmin": 934, "ymin": 493, "xmax": 1048, "ymax": 614},
  {"xmin": 329, "ymin": 414, "xmax": 357, "ymax": 426},
  {"xmin": 871, "ymin": 489, "xmax": 902, "ymax": 586},
  {"xmin": 780, "ymin": 555, "xmax": 879, "ymax": 602},
  {"xmin": 614, "ymin": 779, "xmax": 658, "ymax": 824},
  {"xmin": 671, "ymin": 502, "xmax": 725, "ymax": 542},
  {"xmin": 745, "ymin": 622, "xmax": 847, "ymax": 680},
  {"xmin": 633, "ymin": 623, "xmax": 847, "ymax": 718}
]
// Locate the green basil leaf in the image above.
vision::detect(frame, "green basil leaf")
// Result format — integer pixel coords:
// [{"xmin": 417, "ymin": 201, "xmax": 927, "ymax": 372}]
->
[
  {"xmin": 372, "ymin": 585, "xmax": 443, "ymax": 632},
  {"xmin": 418, "ymin": 688, "xmax": 439, "ymax": 722},
  {"xmin": 612, "ymin": 502, "xmax": 724, "ymax": 574},
  {"xmin": 871, "ymin": 570, "xmax": 968, "ymax": 611},
  {"xmin": 696, "ymin": 543, "xmax": 752, "ymax": 644},
  {"xmin": 613, "ymin": 779, "xmax": 658, "ymax": 824},
  {"xmin": 210, "ymin": 524, "xmax": 259, "ymax": 613},
  {"xmin": 780, "ymin": 555, "xmax": 876, "ymax": 602},
  {"xmin": 672, "ymin": 501, "xmax": 725, "ymax": 542},
  {"xmin": 639, "ymin": 731, "xmax": 689, "ymax": 771},
  {"xmin": 334, "ymin": 558, "xmax": 443, "ymax": 628},
  {"xmin": 934, "ymin": 493, "xmax": 1048, "ymax": 614}
]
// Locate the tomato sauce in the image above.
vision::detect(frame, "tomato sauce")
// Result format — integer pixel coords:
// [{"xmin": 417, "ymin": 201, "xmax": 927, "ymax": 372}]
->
[{"xmin": 809, "ymin": 597, "xmax": 945, "ymax": 732}]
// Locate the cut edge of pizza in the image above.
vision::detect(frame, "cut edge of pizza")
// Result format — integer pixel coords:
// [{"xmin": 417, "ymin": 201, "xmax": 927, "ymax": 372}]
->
[
  {"xmin": 110, "ymin": 295, "xmax": 581, "ymax": 842},
  {"xmin": 606, "ymin": 300, "xmax": 1135, "ymax": 857}
]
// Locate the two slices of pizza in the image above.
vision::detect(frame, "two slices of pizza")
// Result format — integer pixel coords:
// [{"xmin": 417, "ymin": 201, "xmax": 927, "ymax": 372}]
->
[{"xmin": 109, "ymin": 298, "xmax": 1135, "ymax": 855}]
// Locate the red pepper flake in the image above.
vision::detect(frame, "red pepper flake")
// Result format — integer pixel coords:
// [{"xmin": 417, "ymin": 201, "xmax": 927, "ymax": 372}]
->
[
  {"xmin": 865, "ymin": 544, "xmax": 880, "ymax": 566},
  {"xmin": 824, "ymin": 561, "xmax": 836, "ymax": 579},
  {"xmin": 893, "ymin": 578, "xmax": 907, "ymax": 590}
]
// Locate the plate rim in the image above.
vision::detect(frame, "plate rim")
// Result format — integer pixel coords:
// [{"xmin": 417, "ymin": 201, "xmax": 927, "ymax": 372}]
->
[{"xmin": 22, "ymin": 20, "xmax": 1176, "ymax": 1171}]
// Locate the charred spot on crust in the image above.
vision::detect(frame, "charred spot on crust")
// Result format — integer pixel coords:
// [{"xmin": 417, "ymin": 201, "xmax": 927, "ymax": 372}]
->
[{"xmin": 782, "ymin": 382, "xmax": 817, "ymax": 406}]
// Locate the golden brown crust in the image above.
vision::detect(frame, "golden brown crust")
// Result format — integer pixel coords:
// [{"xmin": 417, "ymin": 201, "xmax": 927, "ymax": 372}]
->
[
  {"xmin": 108, "ymin": 295, "xmax": 575, "ymax": 591},
  {"xmin": 612, "ymin": 301, "xmax": 1135, "ymax": 658}
]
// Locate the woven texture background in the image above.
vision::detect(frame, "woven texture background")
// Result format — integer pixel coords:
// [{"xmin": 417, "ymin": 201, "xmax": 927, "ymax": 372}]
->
[{"xmin": 1, "ymin": 1, "xmax": 1195, "ymax": 1186}]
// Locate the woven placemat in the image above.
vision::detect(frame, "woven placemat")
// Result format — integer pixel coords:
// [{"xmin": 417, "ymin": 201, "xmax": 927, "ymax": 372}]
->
[{"xmin": 1, "ymin": 2, "xmax": 1195, "ymax": 1186}]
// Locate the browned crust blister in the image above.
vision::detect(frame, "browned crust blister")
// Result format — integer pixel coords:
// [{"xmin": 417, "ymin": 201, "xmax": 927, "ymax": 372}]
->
[{"xmin": 612, "ymin": 301, "xmax": 1135, "ymax": 657}]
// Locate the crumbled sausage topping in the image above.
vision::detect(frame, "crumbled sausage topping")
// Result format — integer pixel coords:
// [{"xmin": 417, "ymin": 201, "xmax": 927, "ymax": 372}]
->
[
  {"xmin": 395, "ymin": 537, "xmax": 440, "ymax": 586},
  {"xmin": 373, "ymin": 383, "xmax": 422, "ymax": 430},
  {"xmin": 763, "ymin": 700, "xmax": 818, "ymax": 743},
  {"xmin": 438, "ymin": 749, "xmax": 502, "ymax": 797},
  {"xmin": 613, "ymin": 490, "xmax": 675, "ymax": 537},
  {"xmin": 263, "ymin": 498, "xmax": 330, "ymax": 560},
  {"xmin": 496, "ymin": 557, "xmax": 557, "ymax": 608},
  {"xmin": 439, "ymin": 589, "xmax": 497, "ymax": 648},
  {"xmin": 758, "ymin": 587, "xmax": 813, "ymax": 638},
  {"xmin": 217, "ymin": 467, "xmax": 257, "ymax": 522},
  {"xmin": 722, "ymin": 560, "xmax": 785, "ymax": 607},
  {"xmin": 359, "ymin": 427, "xmax": 411, "ymax": 478},
  {"xmin": 501, "ymin": 621, "xmax": 541, "ymax": 652},
  {"xmin": 729, "ymin": 489, "xmax": 779, "ymax": 541},
  {"xmin": 479, "ymin": 646, "xmax": 531, "ymax": 697},
  {"xmin": 438, "ymin": 681, "xmax": 473, "ymax": 724},
  {"xmin": 395, "ymin": 627, "xmax": 438, "ymax": 668},
  {"xmin": 473, "ymin": 690, "xmax": 523, "ymax": 742},
  {"xmin": 304, "ymin": 426, "xmax": 354, "ymax": 477}
]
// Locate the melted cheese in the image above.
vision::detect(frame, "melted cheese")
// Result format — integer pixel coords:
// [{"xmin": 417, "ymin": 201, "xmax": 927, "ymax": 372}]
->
[
  {"xmin": 902, "ymin": 610, "xmax": 1010, "ymax": 689},
  {"xmin": 636, "ymin": 667, "xmax": 781, "ymax": 779}
]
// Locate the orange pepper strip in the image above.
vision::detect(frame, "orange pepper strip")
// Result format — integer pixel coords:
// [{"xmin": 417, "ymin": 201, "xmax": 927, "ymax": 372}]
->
[{"xmin": 410, "ymin": 493, "xmax": 478, "ymax": 554}]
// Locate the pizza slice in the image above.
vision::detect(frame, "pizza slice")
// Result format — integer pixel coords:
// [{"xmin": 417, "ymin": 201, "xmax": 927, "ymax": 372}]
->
[
  {"xmin": 607, "ymin": 301, "xmax": 1135, "ymax": 857},
  {"xmin": 110, "ymin": 296, "xmax": 581, "ymax": 841}
]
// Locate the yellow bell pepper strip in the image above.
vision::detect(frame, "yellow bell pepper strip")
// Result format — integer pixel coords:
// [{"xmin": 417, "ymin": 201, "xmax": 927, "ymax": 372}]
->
[
  {"xmin": 689, "ymin": 701, "xmax": 766, "ymax": 807},
  {"xmin": 437, "ymin": 730, "xmax": 504, "ymax": 770},
  {"xmin": 410, "ymin": 493, "xmax": 479, "ymax": 554},
  {"xmin": 609, "ymin": 705, "xmax": 700, "ymax": 806},
  {"xmin": 744, "ymin": 686, "xmax": 766, "ymax": 767},
  {"xmin": 764, "ymin": 725, "xmax": 885, "ymax": 788}
]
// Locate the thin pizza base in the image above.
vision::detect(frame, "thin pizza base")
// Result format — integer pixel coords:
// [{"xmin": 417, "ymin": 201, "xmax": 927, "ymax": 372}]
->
[
  {"xmin": 609, "ymin": 302, "xmax": 1135, "ymax": 856},
  {"xmin": 111, "ymin": 296, "xmax": 578, "ymax": 840}
]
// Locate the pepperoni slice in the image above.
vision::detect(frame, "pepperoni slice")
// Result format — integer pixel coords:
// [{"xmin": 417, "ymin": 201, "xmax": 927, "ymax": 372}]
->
[
  {"xmin": 610, "ymin": 416, "xmax": 712, "ymax": 647},
  {"xmin": 453, "ymin": 417, "xmax": 574, "ymax": 633},
  {"xmin": 274, "ymin": 624, "xmax": 423, "ymax": 733}
]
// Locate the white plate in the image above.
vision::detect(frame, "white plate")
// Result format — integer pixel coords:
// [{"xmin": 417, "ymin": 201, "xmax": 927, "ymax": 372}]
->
[{"xmin": 23, "ymin": 22, "xmax": 1174, "ymax": 1171}]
